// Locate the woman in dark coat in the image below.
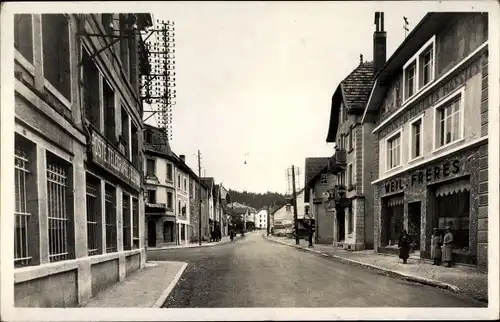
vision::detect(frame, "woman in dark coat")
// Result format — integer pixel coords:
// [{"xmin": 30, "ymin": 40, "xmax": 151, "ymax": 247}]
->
[
  {"xmin": 443, "ymin": 226, "xmax": 454, "ymax": 267},
  {"xmin": 431, "ymin": 228, "xmax": 443, "ymax": 266},
  {"xmin": 398, "ymin": 230, "xmax": 412, "ymax": 264}
]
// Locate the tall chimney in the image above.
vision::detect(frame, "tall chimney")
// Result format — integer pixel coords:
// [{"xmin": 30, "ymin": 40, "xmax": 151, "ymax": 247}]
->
[
  {"xmin": 179, "ymin": 154, "xmax": 185, "ymax": 163},
  {"xmin": 373, "ymin": 12, "xmax": 387, "ymax": 76}
]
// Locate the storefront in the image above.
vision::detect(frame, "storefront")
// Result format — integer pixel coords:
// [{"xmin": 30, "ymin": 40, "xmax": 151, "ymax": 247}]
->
[{"xmin": 374, "ymin": 145, "xmax": 485, "ymax": 266}]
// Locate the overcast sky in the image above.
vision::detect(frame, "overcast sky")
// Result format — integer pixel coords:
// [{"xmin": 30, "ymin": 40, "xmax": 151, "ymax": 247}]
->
[{"xmin": 139, "ymin": 2, "xmax": 435, "ymax": 194}]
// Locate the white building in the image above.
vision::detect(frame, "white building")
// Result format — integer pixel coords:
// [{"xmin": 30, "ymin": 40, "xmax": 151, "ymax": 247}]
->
[{"xmin": 256, "ymin": 209, "xmax": 268, "ymax": 229}]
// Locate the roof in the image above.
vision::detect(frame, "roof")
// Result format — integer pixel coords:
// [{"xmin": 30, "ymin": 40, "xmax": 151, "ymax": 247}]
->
[
  {"xmin": 304, "ymin": 157, "xmax": 330, "ymax": 202},
  {"xmin": 326, "ymin": 61, "xmax": 375, "ymax": 142},
  {"xmin": 202, "ymin": 177, "xmax": 214, "ymax": 189}
]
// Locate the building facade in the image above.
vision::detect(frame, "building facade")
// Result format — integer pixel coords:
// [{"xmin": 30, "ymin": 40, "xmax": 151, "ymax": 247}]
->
[
  {"xmin": 13, "ymin": 13, "xmax": 151, "ymax": 307},
  {"xmin": 324, "ymin": 54, "xmax": 378, "ymax": 250},
  {"xmin": 362, "ymin": 12, "xmax": 489, "ymax": 271},
  {"xmin": 256, "ymin": 209, "xmax": 268, "ymax": 230}
]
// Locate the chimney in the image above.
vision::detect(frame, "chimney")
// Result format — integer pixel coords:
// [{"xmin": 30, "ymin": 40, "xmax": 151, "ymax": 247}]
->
[
  {"xmin": 373, "ymin": 12, "xmax": 387, "ymax": 76},
  {"xmin": 179, "ymin": 155, "xmax": 185, "ymax": 163}
]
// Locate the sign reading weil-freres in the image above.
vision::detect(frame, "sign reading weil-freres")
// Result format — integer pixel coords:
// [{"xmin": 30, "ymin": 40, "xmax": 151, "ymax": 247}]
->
[{"xmin": 90, "ymin": 130, "xmax": 141, "ymax": 191}]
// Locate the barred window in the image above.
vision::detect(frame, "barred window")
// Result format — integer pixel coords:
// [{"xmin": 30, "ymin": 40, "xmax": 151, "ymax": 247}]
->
[
  {"xmin": 122, "ymin": 193, "xmax": 131, "ymax": 251},
  {"xmin": 14, "ymin": 148, "xmax": 31, "ymax": 266},
  {"xmin": 86, "ymin": 174, "xmax": 101, "ymax": 256},
  {"xmin": 41, "ymin": 14, "xmax": 71, "ymax": 101},
  {"xmin": 132, "ymin": 198, "xmax": 139, "ymax": 249},
  {"xmin": 105, "ymin": 184, "xmax": 117, "ymax": 252},
  {"xmin": 47, "ymin": 159, "xmax": 69, "ymax": 262},
  {"xmin": 14, "ymin": 14, "xmax": 33, "ymax": 63}
]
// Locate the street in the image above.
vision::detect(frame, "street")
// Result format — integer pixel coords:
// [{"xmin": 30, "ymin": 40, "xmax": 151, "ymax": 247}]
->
[{"xmin": 154, "ymin": 233, "xmax": 484, "ymax": 308}]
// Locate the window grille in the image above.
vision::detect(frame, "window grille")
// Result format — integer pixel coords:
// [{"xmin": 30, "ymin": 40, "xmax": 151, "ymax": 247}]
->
[
  {"xmin": 105, "ymin": 185, "xmax": 117, "ymax": 252},
  {"xmin": 86, "ymin": 178, "xmax": 100, "ymax": 256},
  {"xmin": 14, "ymin": 149, "xmax": 31, "ymax": 266},
  {"xmin": 132, "ymin": 198, "xmax": 139, "ymax": 249},
  {"xmin": 47, "ymin": 162, "xmax": 69, "ymax": 262},
  {"xmin": 123, "ymin": 193, "xmax": 131, "ymax": 250}
]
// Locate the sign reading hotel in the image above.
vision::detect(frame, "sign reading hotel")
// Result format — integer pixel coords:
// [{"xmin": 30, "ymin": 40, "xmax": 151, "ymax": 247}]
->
[
  {"xmin": 90, "ymin": 131, "xmax": 141, "ymax": 191},
  {"xmin": 384, "ymin": 160, "xmax": 461, "ymax": 194}
]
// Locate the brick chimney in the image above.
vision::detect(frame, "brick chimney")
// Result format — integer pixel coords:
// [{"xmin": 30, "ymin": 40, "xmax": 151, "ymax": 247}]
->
[
  {"xmin": 179, "ymin": 155, "xmax": 185, "ymax": 163},
  {"xmin": 373, "ymin": 12, "xmax": 387, "ymax": 76}
]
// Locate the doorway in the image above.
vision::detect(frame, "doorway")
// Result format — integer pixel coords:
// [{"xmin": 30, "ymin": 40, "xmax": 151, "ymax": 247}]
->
[
  {"xmin": 147, "ymin": 220, "xmax": 156, "ymax": 247},
  {"xmin": 408, "ymin": 202, "xmax": 421, "ymax": 250},
  {"xmin": 163, "ymin": 221, "xmax": 174, "ymax": 243},
  {"xmin": 337, "ymin": 207, "xmax": 345, "ymax": 242}
]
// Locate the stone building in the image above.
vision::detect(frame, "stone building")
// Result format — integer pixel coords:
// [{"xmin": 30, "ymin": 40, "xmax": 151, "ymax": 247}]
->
[
  {"xmin": 13, "ymin": 13, "xmax": 152, "ymax": 307},
  {"xmin": 362, "ymin": 12, "xmax": 489, "ymax": 271},
  {"xmin": 323, "ymin": 20, "xmax": 381, "ymax": 250}
]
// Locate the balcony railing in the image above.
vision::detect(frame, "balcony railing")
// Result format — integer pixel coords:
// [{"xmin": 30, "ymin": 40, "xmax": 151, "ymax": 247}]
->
[{"xmin": 328, "ymin": 149, "xmax": 347, "ymax": 174}]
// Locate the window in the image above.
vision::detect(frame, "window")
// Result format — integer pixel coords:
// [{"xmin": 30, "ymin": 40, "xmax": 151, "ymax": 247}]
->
[
  {"xmin": 146, "ymin": 159, "xmax": 155, "ymax": 176},
  {"xmin": 145, "ymin": 130, "xmax": 153, "ymax": 144},
  {"xmin": 14, "ymin": 140, "xmax": 35, "ymax": 267},
  {"xmin": 147, "ymin": 189, "xmax": 156, "ymax": 204},
  {"xmin": 14, "ymin": 14, "xmax": 33, "ymax": 63},
  {"xmin": 403, "ymin": 36, "xmax": 436, "ymax": 102},
  {"xmin": 86, "ymin": 174, "xmax": 101, "ymax": 256},
  {"xmin": 348, "ymin": 127, "xmax": 353, "ymax": 151},
  {"xmin": 42, "ymin": 14, "xmax": 71, "ymax": 101},
  {"xmin": 436, "ymin": 95, "xmax": 462, "ymax": 149},
  {"xmin": 167, "ymin": 163, "xmax": 173, "ymax": 181},
  {"xmin": 177, "ymin": 174, "xmax": 181, "ymax": 188},
  {"xmin": 285, "ymin": 205, "xmax": 291, "ymax": 212},
  {"xmin": 320, "ymin": 173, "xmax": 327, "ymax": 184},
  {"xmin": 121, "ymin": 107, "xmax": 130, "ymax": 158},
  {"xmin": 46, "ymin": 153, "xmax": 72, "ymax": 262},
  {"xmin": 347, "ymin": 207, "xmax": 353, "ymax": 234},
  {"xmin": 103, "ymin": 81, "xmax": 116, "ymax": 143},
  {"xmin": 131, "ymin": 123, "xmax": 139, "ymax": 168},
  {"xmin": 122, "ymin": 193, "xmax": 131, "ymax": 251},
  {"xmin": 101, "ymin": 14, "xmax": 114, "ymax": 34},
  {"xmin": 182, "ymin": 205, "xmax": 186, "ymax": 216},
  {"xmin": 348, "ymin": 164, "xmax": 354, "ymax": 187},
  {"xmin": 105, "ymin": 184, "xmax": 117, "ymax": 253},
  {"xmin": 132, "ymin": 198, "xmax": 139, "ymax": 249},
  {"xmin": 178, "ymin": 200, "xmax": 181, "ymax": 215},
  {"xmin": 167, "ymin": 192, "xmax": 173, "ymax": 209},
  {"xmin": 184, "ymin": 178, "xmax": 187, "ymax": 191},
  {"xmin": 410, "ymin": 117, "xmax": 423, "ymax": 160},
  {"xmin": 436, "ymin": 187, "xmax": 470, "ymax": 252},
  {"xmin": 337, "ymin": 172, "xmax": 346, "ymax": 186},
  {"xmin": 82, "ymin": 48, "xmax": 101, "ymax": 130},
  {"xmin": 386, "ymin": 131, "xmax": 402, "ymax": 170},
  {"xmin": 119, "ymin": 14, "xmax": 130, "ymax": 78}
]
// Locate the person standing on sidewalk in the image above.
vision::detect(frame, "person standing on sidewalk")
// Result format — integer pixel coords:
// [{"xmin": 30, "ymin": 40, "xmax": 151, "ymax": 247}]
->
[
  {"xmin": 431, "ymin": 228, "xmax": 443, "ymax": 266},
  {"xmin": 443, "ymin": 226, "xmax": 454, "ymax": 268},
  {"xmin": 398, "ymin": 230, "xmax": 412, "ymax": 264}
]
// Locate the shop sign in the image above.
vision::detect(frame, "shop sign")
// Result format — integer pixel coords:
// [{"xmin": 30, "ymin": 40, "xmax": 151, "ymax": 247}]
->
[
  {"xmin": 89, "ymin": 130, "xmax": 141, "ymax": 191},
  {"xmin": 384, "ymin": 159, "xmax": 461, "ymax": 194}
]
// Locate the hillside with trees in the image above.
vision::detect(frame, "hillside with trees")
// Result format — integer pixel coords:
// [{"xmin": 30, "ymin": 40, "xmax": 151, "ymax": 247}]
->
[{"xmin": 227, "ymin": 189, "xmax": 286, "ymax": 211}]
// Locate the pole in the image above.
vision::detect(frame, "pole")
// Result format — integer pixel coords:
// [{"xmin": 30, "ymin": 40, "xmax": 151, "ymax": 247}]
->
[
  {"xmin": 267, "ymin": 204, "xmax": 270, "ymax": 237},
  {"xmin": 198, "ymin": 150, "xmax": 202, "ymax": 246},
  {"xmin": 291, "ymin": 165, "xmax": 299, "ymax": 245}
]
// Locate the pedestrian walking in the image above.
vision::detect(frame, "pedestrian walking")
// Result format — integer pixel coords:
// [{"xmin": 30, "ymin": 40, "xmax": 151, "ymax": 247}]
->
[
  {"xmin": 431, "ymin": 228, "xmax": 443, "ymax": 266},
  {"xmin": 398, "ymin": 230, "xmax": 412, "ymax": 264},
  {"xmin": 443, "ymin": 226, "xmax": 454, "ymax": 268}
]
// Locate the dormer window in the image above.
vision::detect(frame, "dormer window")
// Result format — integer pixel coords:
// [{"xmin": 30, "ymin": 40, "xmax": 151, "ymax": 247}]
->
[{"xmin": 403, "ymin": 36, "xmax": 436, "ymax": 102}]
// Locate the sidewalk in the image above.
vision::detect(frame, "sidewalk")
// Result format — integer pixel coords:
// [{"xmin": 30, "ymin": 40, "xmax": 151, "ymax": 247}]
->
[
  {"xmin": 265, "ymin": 235, "xmax": 488, "ymax": 303},
  {"xmin": 147, "ymin": 235, "xmax": 240, "ymax": 251},
  {"xmin": 80, "ymin": 261, "xmax": 187, "ymax": 308}
]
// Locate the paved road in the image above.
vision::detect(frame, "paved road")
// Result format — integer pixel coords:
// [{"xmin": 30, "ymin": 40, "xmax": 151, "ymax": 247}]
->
[{"xmin": 150, "ymin": 232, "xmax": 484, "ymax": 308}]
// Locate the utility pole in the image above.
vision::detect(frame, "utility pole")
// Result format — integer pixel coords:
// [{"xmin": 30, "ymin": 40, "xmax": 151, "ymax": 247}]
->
[
  {"xmin": 197, "ymin": 150, "xmax": 202, "ymax": 246},
  {"xmin": 291, "ymin": 165, "xmax": 299, "ymax": 245},
  {"xmin": 267, "ymin": 204, "xmax": 270, "ymax": 237}
]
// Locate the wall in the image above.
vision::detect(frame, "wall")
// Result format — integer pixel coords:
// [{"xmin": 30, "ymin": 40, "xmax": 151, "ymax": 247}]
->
[
  {"xmin": 175, "ymin": 168, "xmax": 190, "ymax": 242},
  {"xmin": 311, "ymin": 173, "xmax": 336, "ymax": 244},
  {"xmin": 362, "ymin": 122, "xmax": 376, "ymax": 248}
]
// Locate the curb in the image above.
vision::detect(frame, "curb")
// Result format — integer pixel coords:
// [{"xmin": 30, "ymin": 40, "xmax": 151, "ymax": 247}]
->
[
  {"xmin": 147, "ymin": 237, "xmax": 240, "ymax": 251},
  {"xmin": 152, "ymin": 261, "xmax": 188, "ymax": 308},
  {"xmin": 263, "ymin": 236, "xmax": 464, "ymax": 294}
]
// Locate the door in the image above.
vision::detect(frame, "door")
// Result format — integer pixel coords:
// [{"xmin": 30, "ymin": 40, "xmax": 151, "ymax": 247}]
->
[
  {"xmin": 163, "ymin": 221, "xmax": 174, "ymax": 243},
  {"xmin": 408, "ymin": 201, "xmax": 421, "ymax": 250},
  {"xmin": 337, "ymin": 207, "xmax": 345, "ymax": 242},
  {"xmin": 148, "ymin": 220, "xmax": 156, "ymax": 247}
]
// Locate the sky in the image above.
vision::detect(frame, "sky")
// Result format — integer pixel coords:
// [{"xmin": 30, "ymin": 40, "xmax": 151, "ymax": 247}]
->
[{"xmin": 143, "ymin": 1, "xmax": 431, "ymax": 194}]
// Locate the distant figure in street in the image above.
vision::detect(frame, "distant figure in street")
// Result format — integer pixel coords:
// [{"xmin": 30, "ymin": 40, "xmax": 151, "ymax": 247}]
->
[
  {"xmin": 431, "ymin": 228, "xmax": 443, "ymax": 266},
  {"xmin": 230, "ymin": 230, "xmax": 235, "ymax": 242},
  {"xmin": 241, "ymin": 229, "xmax": 245, "ymax": 239},
  {"xmin": 443, "ymin": 226, "xmax": 454, "ymax": 268},
  {"xmin": 216, "ymin": 228, "xmax": 221, "ymax": 242},
  {"xmin": 398, "ymin": 230, "xmax": 412, "ymax": 264},
  {"xmin": 210, "ymin": 230, "xmax": 216, "ymax": 242}
]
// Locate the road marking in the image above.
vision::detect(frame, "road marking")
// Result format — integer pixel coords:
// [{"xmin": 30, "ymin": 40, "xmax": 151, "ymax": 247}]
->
[{"xmin": 152, "ymin": 262, "xmax": 188, "ymax": 308}]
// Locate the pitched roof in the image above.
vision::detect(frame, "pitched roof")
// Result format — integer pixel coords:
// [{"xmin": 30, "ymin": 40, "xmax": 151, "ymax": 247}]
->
[
  {"xmin": 304, "ymin": 157, "xmax": 330, "ymax": 203},
  {"xmin": 326, "ymin": 61, "xmax": 375, "ymax": 142}
]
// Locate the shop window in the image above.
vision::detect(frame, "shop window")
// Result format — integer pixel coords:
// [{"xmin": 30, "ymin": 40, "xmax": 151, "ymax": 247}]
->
[
  {"xmin": 82, "ymin": 48, "xmax": 101, "ymax": 130},
  {"xmin": 14, "ymin": 135, "xmax": 38, "ymax": 267},
  {"xmin": 103, "ymin": 80, "xmax": 116, "ymax": 143},
  {"xmin": 14, "ymin": 14, "xmax": 34, "ymax": 63},
  {"xmin": 42, "ymin": 14, "xmax": 71, "ymax": 101},
  {"xmin": 381, "ymin": 195, "xmax": 404, "ymax": 247},
  {"xmin": 86, "ymin": 173, "xmax": 101, "ymax": 256},
  {"xmin": 410, "ymin": 117, "xmax": 423, "ymax": 160},
  {"xmin": 132, "ymin": 198, "xmax": 139, "ymax": 249},
  {"xmin": 104, "ymin": 183, "xmax": 117, "ymax": 253},
  {"xmin": 386, "ymin": 131, "xmax": 402, "ymax": 171},
  {"xmin": 435, "ymin": 180, "xmax": 470, "ymax": 253},
  {"xmin": 46, "ymin": 152, "xmax": 74, "ymax": 262},
  {"xmin": 435, "ymin": 95, "xmax": 462, "ymax": 149},
  {"xmin": 122, "ymin": 193, "xmax": 131, "ymax": 250}
]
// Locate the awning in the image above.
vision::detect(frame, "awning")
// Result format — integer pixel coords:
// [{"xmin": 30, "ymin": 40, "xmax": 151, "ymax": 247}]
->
[
  {"xmin": 387, "ymin": 195, "xmax": 404, "ymax": 207},
  {"xmin": 435, "ymin": 178, "xmax": 471, "ymax": 197}
]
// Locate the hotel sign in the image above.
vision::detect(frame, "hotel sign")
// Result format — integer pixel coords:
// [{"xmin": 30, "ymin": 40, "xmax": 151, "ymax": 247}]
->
[{"xmin": 89, "ymin": 130, "xmax": 141, "ymax": 191}]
